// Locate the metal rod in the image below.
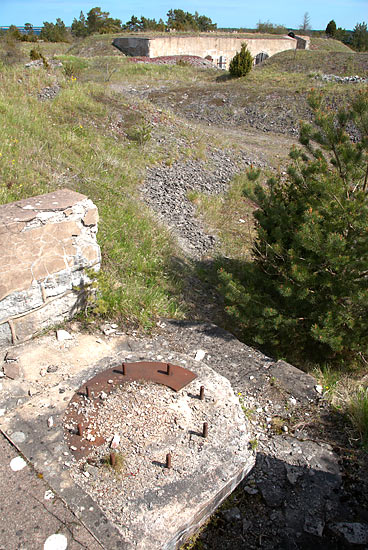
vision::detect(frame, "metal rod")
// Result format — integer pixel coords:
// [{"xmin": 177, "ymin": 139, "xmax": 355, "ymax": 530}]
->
[
  {"xmin": 77, "ymin": 423, "xmax": 83, "ymax": 437},
  {"xmin": 203, "ymin": 422, "xmax": 208, "ymax": 438},
  {"xmin": 86, "ymin": 386, "xmax": 91, "ymax": 399},
  {"xmin": 166, "ymin": 453, "xmax": 172, "ymax": 469},
  {"xmin": 110, "ymin": 452, "xmax": 116, "ymax": 467},
  {"xmin": 166, "ymin": 363, "xmax": 171, "ymax": 376},
  {"xmin": 122, "ymin": 363, "xmax": 125, "ymax": 375},
  {"xmin": 200, "ymin": 386, "xmax": 205, "ymax": 400}
]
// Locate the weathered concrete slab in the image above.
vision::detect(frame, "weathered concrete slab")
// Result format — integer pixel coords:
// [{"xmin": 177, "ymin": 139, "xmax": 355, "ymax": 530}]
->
[{"xmin": 0, "ymin": 342, "xmax": 254, "ymax": 549}]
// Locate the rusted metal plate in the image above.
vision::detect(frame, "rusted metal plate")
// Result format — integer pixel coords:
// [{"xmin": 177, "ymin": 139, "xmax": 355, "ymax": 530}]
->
[{"xmin": 64, "ymin": 362, "xmax": 197, "ymax": 459}]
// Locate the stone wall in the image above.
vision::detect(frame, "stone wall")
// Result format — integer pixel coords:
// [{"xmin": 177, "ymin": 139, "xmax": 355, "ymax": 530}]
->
[
  {"xmin": 113, "ymin": 34, "xmax": 310, "ymax": 68},
  {"xmin": 0, "ymin": 189, "xmax": 101, "ymax": 346}
]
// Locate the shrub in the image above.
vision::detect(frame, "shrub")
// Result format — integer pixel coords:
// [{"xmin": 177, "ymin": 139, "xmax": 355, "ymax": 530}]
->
[
  {"xmin": 0, "ymin": 36, "xmax": 23, "ymax": 65},
  {"xmin": 218, "ymin": 90, "xmax": 368, "ymax": 366},
  {"xmin": 29, "ymin": 48, "xmax": 42, "ymax": 60},
  {"xmin": 229, "ymin": 43, "xmax": 253, "ymax": 77}
]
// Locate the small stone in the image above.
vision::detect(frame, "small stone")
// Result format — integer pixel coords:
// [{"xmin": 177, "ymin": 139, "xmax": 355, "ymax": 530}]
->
[
  {"xmin": 12, "ymin": 431, "xmax": 26, "ymax": 443},
  {"xmin": 100, "ymin": 391, "xmax": 108, "ymax": 400},
  {"xmin": 47, "ymin": 365, "xmax": 58, "ymax": 373},
  {"xmin": 222, "ymin": 507, "xmax": 241, "ymax": 522},
  {"xmin": 194, "ymin": 350, "xmax": 206, "ymax": 362},
  {"xmin": 282, "ymin": 425, "xmax": 289, "ymax": 433},
  {"xmin": 330, "ymin": 522, "xmax": 368, "ymax": 545},
  {"xmin": 110, "ymin": 433, "xmax": 121, "ymax": 449},
  {"xmin": 56, "ymin": 329, "xmax": 73, "ymax": 342},
  {"xmin": 110, "ymin": 323, "xmax": 118, "ymax": 329},
  {"xmin": 3, "ymin": 363, "xmax": 21, "ymax": 380},
  {"xmin": 244, "ymin": 485, "xmax": 258, "ymax": 495},
  {"xmin": 4, "ymin": 351, "xmax": 18, "ymax": 362},
  {"xmin": 39, "ymin": 368, "xmax": 47, "ymax": 377},
  {"xmin": 315, "ymin": 384, "xmax": 323, "ymax": 394},
  {"xmin": 47, "ymin": 416, "xmax": 54, "ymax": 428},
  {"xmin": 70, "ymin": 446, "xmax": 77, "ymax": 451},
  {"xmin": 43, "ymin": 533, "xmax": 68, "ymax": 550},
  {"xmin": 44, "ymin": 490, "xmax": 55, "ymax": 500},
  {"xmin": 289, "ymin": 397, "xmax": 297, "ymax": 406},
  {"xmin": 0, "ymin": 409, "xmax": 5, "ymax": 417},
  {"xmin": 83, "ymin": 471, "xmax": 90, "ymax": 478},
  {"xmin": 238, "ymin": 218, "xmax": 246, "ymax": 223},
  {"xmin": 10, "ymin": 456, "xmax": 27, "ymax": 471}
]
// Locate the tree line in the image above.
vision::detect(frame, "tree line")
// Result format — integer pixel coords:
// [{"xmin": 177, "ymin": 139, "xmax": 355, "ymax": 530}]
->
[{"xmin": 1, "ymin": 7, "xmax": 217, "ymax": 43}]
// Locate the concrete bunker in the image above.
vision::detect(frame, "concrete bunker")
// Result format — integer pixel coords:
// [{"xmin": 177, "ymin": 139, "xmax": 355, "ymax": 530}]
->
[{"xmin": 113, "ymin": 33, "xmax": 310, "ymax": 69}]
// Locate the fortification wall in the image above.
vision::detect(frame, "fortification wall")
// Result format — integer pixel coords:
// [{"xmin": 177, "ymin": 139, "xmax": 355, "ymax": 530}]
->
[
  {"xmin": 113, "ymin": 34, "xmax": 310, "ymax": 68},
  {"xmin": 0, "ymin": 189, "xmax": 100, "ymax": 346}
]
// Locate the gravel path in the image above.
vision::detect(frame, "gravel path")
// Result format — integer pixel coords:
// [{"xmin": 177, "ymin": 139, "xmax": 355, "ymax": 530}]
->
[{"xmin": 141, "ymin": 149, "xmax": 255, "ymax": 257}]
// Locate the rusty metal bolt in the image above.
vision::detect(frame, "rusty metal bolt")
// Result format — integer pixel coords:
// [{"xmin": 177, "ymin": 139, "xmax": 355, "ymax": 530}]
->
[
  {"xmin": 110, "ymin": 452, "xmax": 116, "ymax": 467},
  {"xmin": 166, "ymin": 363, "xmax": 171, "ymax": 376},
  {"xmin": 77, "ymin": 423, "xmax": 83, "ymax": 437},
  {"xmin": 122, "ymin": 363, "xmax": 126, "ymax": 375},
  {"xmin": 86, "ymin": 386, "xmax": 91, "ymax": 399},
  {"xmin": 166, "ymin": 453, "xmax": 172, "ymax": 469},
  {"xmin": 202, "ymin": 422, "xmax": 208, "ymax": 438},
  {"xmin": 199, "ymin": 386, "xmax": 205, "ymax": 400}
]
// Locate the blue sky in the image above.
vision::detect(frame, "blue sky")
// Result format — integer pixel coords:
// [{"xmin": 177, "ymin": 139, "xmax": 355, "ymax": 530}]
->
[{"xmin": 1, "ymin": 0, "xmax": 367, "ymax": 30}]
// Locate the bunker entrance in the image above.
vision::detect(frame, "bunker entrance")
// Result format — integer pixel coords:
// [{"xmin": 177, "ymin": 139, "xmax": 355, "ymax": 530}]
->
[{"xmin": 255, "ymin": 51, "xmax": 269, "ymax": 65}]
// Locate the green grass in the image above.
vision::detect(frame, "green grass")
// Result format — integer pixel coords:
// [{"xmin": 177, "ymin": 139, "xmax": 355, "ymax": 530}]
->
[
  {"xmin": 260, "ymin": 49, "xmax": 368, "ymax": 76},
  {"xmin": 310, "ymin": 37, "xmax": 353, "ymax": 52},
  {"xmin": 0, "ymin": 62, "xmax": 186, "ymax": 328},
  {"xmin": 348, "ymin": 386, "xmax": 368, "ymax": 448}
]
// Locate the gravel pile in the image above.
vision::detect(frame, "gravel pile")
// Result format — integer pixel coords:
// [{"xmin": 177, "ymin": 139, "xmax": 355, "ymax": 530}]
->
[
  {"xmin": 315, "ymin": 73, "xmax": 368, "ymax": 84},
  {"xmin": 142, "ymin": 150, "xmax": 249, "ymax": 257},
  {"xmin": 38, "ymin": 84, "xmax": 61, "ymax": 101}
]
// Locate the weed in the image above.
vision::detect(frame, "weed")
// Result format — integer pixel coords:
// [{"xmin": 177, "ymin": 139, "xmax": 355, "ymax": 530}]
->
[
  {"xmin": 347, "ymin": 386, "xmax": 368, "ymax": 448},
  {"xmin": 127, "ymin": 119, "xmax": 152, "ymax": 145},
  {"xmin": 102, "ymin": 451, "xmax": 126, "ymax": 474},
  {"xmin": 249, "ymin": 438, "xmax": 258, "ymax": 451}
]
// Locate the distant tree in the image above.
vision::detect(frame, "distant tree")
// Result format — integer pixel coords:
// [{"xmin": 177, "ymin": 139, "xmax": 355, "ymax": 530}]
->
[
  {"xmin": 299, "ymin": 12, "xmax": 311, "ymax": 33},
  {"xmin": 124, "ymin": 15, "xmax": 140, "ymax": 31},
  {"xmin": 71, "ymin": 11, "xmax": 89, "ymax": 37},
  {"xmin": 6, "ymin": 24, "xmax": 22, "ymax": 40},
  {"xmin": 40, "ymin": 19, "xmax": 68, "ymax": 42},
  {"xmin": 325, "ymin": 20, "xmax": 337, "ymax": 37},
  {"xmin": 86, "ymin": 7, "xmax": 121, "ymax": 34},
  {"xmin": 166, "ymin": 9, "xmax": 216, "ymax": 31},
  {"xmin": 256, "ymin": 20, "xmax": 287, "ymax": 34},
  {"xmin": 194, "ymin": 12, "xmax": 217, "ymax": 31},
  {"xmin": 229, "ymin": 42, "xmax": 253, "ymax": 77},
  {"xmin": 352, "ymin": 21, "xmax": 368, "ymax": 51}
]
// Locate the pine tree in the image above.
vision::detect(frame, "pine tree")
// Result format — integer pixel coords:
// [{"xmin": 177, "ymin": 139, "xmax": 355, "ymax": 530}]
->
[
  {"xmin": 325, "ymin": 20, "xmax": 337, "ymax": 37},
  {"xmin": 229, "ymin": 43, "xmax": 253, "ymax": 77},
  {"xmin": 219, "ymin": 91, "xmax": 368, "ymax": 366}
]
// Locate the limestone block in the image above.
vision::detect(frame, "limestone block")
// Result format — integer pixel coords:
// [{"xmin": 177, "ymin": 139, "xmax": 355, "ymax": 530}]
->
[
  {"xmin": 11, "ymin": 292, "xmax": 79, "ymax": 343},
  {"xmin": 82, "ymin": 208, "xmax": 99, "ymax": 226},
  {"xmin": 0, "ymin": 189, "xmax": 101, "ymax": 347},
  {"xmin": 0, "ymin": 283, "xmax": 43, "ymax": 323}
]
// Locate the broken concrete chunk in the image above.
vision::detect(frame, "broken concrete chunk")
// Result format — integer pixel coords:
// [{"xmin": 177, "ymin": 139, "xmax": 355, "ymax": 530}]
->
[
  {"xmin": 56, "ymin": 329, "xmax": 73, "ymax": 342},
  {"xmin": 195, "ymin": 349, "xmax": 206, "ymax": 362},
  {"xmin": 3, "ymin": 363, "xmax": 21, "ymax": 380}
]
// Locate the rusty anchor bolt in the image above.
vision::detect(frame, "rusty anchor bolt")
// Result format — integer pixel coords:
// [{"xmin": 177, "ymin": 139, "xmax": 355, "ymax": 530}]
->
[
  {"xmin": 202, "ymin": 422, "xmax": 208, "ymax": 438},
  {"xmin": 122, "ymin": 363, "xmax": 126, "ymax": 375},
  {"xmin": 77, "ymin": 423, "xmax": 83, "ymax": 437},
  {"xmin": 110, "ymin": 452, "xmax": 116, "ymax": 467},
  {"xmin": 199, "ymin": 386, "xmax": 205, "ymax": 401},
  {"xmin": 166, "ymin": 363, "xmax": 171, "ymax": 376},
  {"xmin": 86, "ymin": 386, "xmax": 92, "ymax": 399},
  {"xmin": 166, "ymin": 453, "xmax": 172, "ymax": 469}
]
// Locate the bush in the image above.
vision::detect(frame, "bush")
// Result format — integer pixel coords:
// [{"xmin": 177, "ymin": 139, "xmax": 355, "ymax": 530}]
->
[
  {"xmin": 29, "ymin": 48, "xmax": 42, "ymax": 60},
  {"xmin": 0, "ymin": 36, "xmax": 23, "ymax": 65},
  {"xmin": 229, "ymin": 43, "xmax": 253, "ymax": 77},
  {"xmin": 219, "ymin": 90, "xmax": 368, "ymax": 367}
]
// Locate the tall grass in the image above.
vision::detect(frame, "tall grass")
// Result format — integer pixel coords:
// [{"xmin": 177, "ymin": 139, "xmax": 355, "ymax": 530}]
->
[{"xmin": 348, "ymin": 386, "xmax": 368, "ymax": 448}]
